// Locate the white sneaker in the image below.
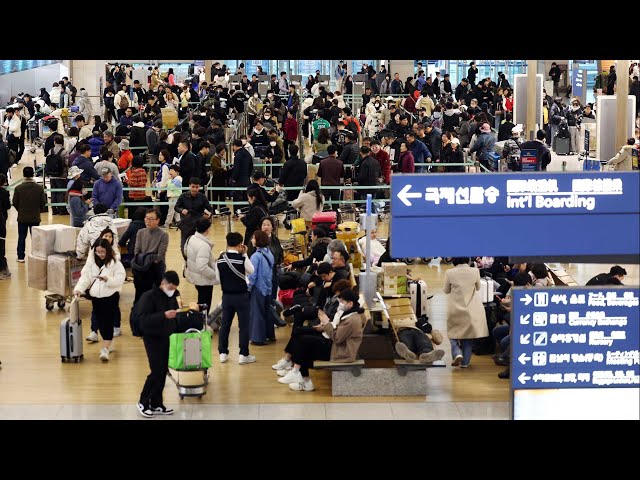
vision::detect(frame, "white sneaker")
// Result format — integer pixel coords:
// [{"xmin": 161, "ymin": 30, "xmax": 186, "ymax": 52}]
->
[
  {"xmin": 289, "ymin": 378, "xmax": 315, "ymax": 391},
  {"xmin": 278, "ymin": 369, "xmax": 303, "ymax": 384},
  {"xmin": 108, "ymin": 343, "xmax": 115, "ymax": 352},
  {"xmin": 113, "ymin": 327, "xmax": 121, "ymax": 337},
  {"xmin": 276, "ymin": 368, "xmax": 292, "ymax": 377},
  {"xmin": 219, "ymin": 353, "xmax": 229, "ymax": 363},
  {"xmin": 272, "ymin": 358, "xmax": 292, "ymax": 370},
  {"xmin": 99, "ymin": 348, "xmax": 110, "ymax": 362},
  {"xmin": 239, "ymin": 354, "xmax": 256, "ymax": 365},
  {"xmin": 452, "ymin": 354, "xmax": 464, "ymax": 367},
  {"xmin": 86, "ymin": 331, "xmax": 99, "ymax": 343}
]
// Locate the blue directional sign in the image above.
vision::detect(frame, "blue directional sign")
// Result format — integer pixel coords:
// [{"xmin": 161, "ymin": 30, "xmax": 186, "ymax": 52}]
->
[
  {"xmin": 572, "ymin": 69, "xmax": 584, "ymax": 100},
  {"xmin": 512, "ymin": 287, "xmax": 640, "ymax": 390},
  {"xmin": 390, "ymin": 172, "xmax": 640, "ymax": 258}
]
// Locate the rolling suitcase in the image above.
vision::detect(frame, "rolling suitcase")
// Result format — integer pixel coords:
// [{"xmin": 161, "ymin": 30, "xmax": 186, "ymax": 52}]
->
[
  {"xmin": 554, "ymin": 136, "xmax": 571, "ymax": 155},
  {"xmin": 479, "ymin": 277, "xmax": 495, "ymax": 304},
  {"xmin": 409, "ymin": 280, "xmax": 428, "ymax": 317},
  {"xmin": 60, "ymin": 297, "xmax": 83, "ymax": 363}
]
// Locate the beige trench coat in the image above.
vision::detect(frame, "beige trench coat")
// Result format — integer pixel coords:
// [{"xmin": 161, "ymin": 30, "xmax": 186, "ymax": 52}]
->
[{"xmin": 443, "ymin": 264, "xmax": 489, "ymax": 340}]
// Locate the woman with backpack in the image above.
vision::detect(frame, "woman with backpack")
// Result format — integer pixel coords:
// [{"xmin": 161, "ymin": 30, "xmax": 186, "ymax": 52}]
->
[
  {"xmin": 248, "ymin": 230, "xmax": 275, "ymax": 345},
  {"xmin": 240, "ymin": 188, "xmax": 269, "ymax": 246}
]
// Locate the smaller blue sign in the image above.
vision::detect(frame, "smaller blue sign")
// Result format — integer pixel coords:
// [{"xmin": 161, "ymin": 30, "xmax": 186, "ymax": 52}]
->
[
  {"xmin": 572, "ymin": 69, "xmax": 584, "ymax": 99},
  {"xmin": 520, "ymin": 148, "xmax": 538, "ymax": 172},
  {"xmin": 512, "ymin": 287, "xmax": 640, "ymax": 390}
]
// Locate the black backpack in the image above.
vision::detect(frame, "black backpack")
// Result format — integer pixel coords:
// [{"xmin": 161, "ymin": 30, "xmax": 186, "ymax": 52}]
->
[
  {"xmin": 129, "ymin": 302, "xmax": 144, "ymax": 337},
  {"xmin": 45, "ymin": 151, "xmax": 64, "ymax": 177}
]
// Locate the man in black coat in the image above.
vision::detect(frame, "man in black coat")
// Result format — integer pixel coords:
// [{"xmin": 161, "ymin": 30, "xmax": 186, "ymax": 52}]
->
[
  {"xmin": 356, "ymin": 146, "xmax": 381, "ymax": 202},
  {"xmin": 135, "ymin": 270, "xmax": 203, "ymax": 418},
  {"xmin": 586, "ymin": 266, "xmax": 627, "ymax": 286},
  {"xmin": 519, "ymin": 130, "xmax": 552, "ymax": 171},
  {"xmin": 0, "ymin": 135, "xmax": 10, "ymax": 177},
  {"xmin": 231, "ymin": 139, "xmax": 254, "ymax": 213},
  {"xmin": 176, "ymin": 141, "xmax": 197, "ymax": 186},
  {"xmin": 278, "ymin": 144, "xmax": 308, "ymax": 201}
]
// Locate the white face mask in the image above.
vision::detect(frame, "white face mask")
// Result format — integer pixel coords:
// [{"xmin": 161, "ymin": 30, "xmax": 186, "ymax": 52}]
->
[
  {"xmin": 264, "ymin": 115, "xmax": 271, "ymax": 119},
  {"xmin": 270, "ymin": 141, "xmax": 276, "ymax": 147},
  {"xmin": 163, "ymin": 287, "xmax": 176, "ymax": 297},
  {"xmin": 253, "ymin": 94, "xmax": 258, "ymax": 98},
  {"xmin": 337, "ymin": 302, "xmax": 347, "ymax": 312},
  {"xmin": 375, "ymin": 103, "xmax": 380, "ymax": 108},
  {"xmin": 241, "ymin": 139, "xmax": 247, "ymax": 145}
]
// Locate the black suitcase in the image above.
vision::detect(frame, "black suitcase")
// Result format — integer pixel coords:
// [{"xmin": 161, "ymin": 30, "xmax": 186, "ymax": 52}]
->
[{"xmin": 554, "ymin": 136, "xmax": 571, "ymax": 155}]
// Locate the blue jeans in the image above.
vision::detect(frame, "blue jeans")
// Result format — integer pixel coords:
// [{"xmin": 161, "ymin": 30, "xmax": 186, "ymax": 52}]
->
[
  {"xmin": 17, "ymin": 222, "xmax": 39, "ymax": 260},
  {"xmin": 493, "ymin": 325, "xmax": 510, "ymax": 354},
  {"xmin": 450, "ymin": 338, "xmax": 473, "ymax": 366}
]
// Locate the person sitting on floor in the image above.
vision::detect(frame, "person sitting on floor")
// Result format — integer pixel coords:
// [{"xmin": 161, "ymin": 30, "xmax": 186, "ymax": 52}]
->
[{"xmin": 273, "ymin": 288, "xmax": 364, "ymax": 392}]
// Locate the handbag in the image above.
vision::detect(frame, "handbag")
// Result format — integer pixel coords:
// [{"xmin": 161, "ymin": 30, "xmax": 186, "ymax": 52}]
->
[{"xmin": 84, "ymin": 267, "xmax": 103, "ymax": 297}]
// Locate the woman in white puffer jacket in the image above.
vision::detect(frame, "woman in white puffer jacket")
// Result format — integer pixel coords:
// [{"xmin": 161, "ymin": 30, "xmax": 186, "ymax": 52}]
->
[
  {"xmin": 73, "ymin": 239, "xmax": 126, "ymax": 362},
  {"xmin": 183, "ymin": 218, "xmax": 218, "ymax": 312},
  {"xmin": 49, "ymin": 82, "xmax": 62, "ymax": 107}
]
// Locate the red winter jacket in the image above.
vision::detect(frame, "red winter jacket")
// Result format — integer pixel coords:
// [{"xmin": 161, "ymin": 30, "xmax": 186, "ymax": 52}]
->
[
  {"xmin": 283, "ymin": 117, "xmax": 298, "ymax": 141},
  {"xmin": 398, "ymin": 150, "xmax": 415, "ymax": 174},
  {"xmin": 372, "ymin": 149, "xmax": 391, "ymax": 184}
]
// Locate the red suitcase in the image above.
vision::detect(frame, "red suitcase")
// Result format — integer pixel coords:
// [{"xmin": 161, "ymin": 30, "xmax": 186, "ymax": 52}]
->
[{"xmin": 311, "ymin": 211, "xmax": 338, "ymax": 233}]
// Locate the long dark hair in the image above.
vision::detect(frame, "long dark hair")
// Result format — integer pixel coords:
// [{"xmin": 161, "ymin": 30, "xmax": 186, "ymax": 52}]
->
[
  {"xmin": 248, "ymin": 187, "xmax": 268, "ymax": 210},
  {"xmin": 93, "ymin": 238, "xmax": 116, "ymax": 267},
  {"xmin": 305, "ymin": 179, "xmax": 323, "ymax": 210}
]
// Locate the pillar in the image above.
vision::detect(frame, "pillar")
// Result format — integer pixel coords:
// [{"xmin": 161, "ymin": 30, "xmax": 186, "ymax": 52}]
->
[
  {"xmin": 389, "ymin": 60, "xmax": 415, "ymax": 85},
  {"xmin": 204, "ymin": 60, "xmax": 213, "ymax": 83},
  {"xmin": 71, "ymin": 60, "xmax": 102, "ymax": 115},
  {"xmin": 615, "ymin": 60, "xmax": 630, "ymax": 149},
  {"xmin": 526, "ymin": 60, "xmax": 538, "ymax": 140}
]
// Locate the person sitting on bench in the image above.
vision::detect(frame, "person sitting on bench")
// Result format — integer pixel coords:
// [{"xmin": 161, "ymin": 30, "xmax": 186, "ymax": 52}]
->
[
  {"xmin": 394, "ymin": 316, "xmax": 446, "ymax": 364},
  {"xmin": 272, "ymin": 287, "xmax": 363, "ymax": 392}
]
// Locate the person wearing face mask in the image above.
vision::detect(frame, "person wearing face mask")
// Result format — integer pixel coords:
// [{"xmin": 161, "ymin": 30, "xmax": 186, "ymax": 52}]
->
[
  {"xmin": 247, "ymin": 92, "xmax": 260, "ymax": 129},
  {"xmin": 565, "ymin": 98, "xmax": 583, "ymax": 154},
  {"xmin": 261, "ymin": 109, "xmax": 277, "ymax": 131},
  {"xmin": 239, "ymin": 134, "xmax": 255, "ymax": 158},
  {"xmin": 250, "ymin": 120, "xmax": 269, "ymax": 157},
  {"xmin": 134, "ymin": 270, "xmax": 202, "ymax": 417},
  {"xmin": 265, "ymin": 134, "xmax": 284, "ymax": 178},
  {"xmin": 274, "ymin": 288, "xmax": 364, "ymax": 392}
]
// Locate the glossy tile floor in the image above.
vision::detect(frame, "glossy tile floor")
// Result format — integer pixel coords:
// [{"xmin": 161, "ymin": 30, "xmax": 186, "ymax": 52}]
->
[{"xmin": 0, "ymin": 401, "xmax": 510, "ymax": 420}]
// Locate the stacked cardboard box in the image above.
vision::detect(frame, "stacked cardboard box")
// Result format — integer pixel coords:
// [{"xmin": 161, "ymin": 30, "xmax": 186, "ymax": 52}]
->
[
  {"xmin": 28, "ymin": 224, "xmax": 80, "ymax": 291},
  {"xmin": 47, "ymin": 254, "xmax": 86, "ymax": 297},
  {"xmin": 382, "ymin": 262, "xmax": 408, "ymax": 296}
]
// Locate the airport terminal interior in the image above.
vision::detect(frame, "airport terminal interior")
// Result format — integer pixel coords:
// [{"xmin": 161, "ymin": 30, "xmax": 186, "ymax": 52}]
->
[{"xmin": 0, "ymin": 59, "xmax": 638, "ymax": 420}]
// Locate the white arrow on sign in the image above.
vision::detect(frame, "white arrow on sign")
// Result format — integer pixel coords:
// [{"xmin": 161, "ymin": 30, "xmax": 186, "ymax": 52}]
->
[
  {"xmin": 397, "ymin": 184, "xmax": 423, "ymax": 207},
  {"xmin": 520, "ymin": 294, "xmax": 532, "ymax": 306},
  {"xmin": 520, "ymin": 314, "xmax": 530, "ymax": 325},
  {"xmin": 520, "ymin": 334, "xmax": 531, "ymax": 344},
  {"xmin": 518, "ymin": 373, "xmax": 531, "ymax": 385},
  {"xmin": 518, "ymin": 353, "xmax": 531, "ymax": 365}
]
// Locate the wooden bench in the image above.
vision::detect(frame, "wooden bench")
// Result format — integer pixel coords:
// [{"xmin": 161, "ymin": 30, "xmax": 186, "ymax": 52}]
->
[
  {"xmin": 546, "ymin": 264, "xmax": 579, "ymax": 286},
  {"xmin": 394, "ymin": 359, "xmax": 446, "ymax": 376}
]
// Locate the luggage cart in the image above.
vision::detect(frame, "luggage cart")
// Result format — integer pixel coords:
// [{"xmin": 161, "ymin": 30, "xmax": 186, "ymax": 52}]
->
[
  {"xmin": 167, "ymin": 310, "xmax": 210, "ymax": 400},
  {"xmin": 28, "ymin": 119, "xmax": 44, "ymax": 153},
  {"xmin": 45, "ymin": 253, "xmax": 86, "ymax": 311}
]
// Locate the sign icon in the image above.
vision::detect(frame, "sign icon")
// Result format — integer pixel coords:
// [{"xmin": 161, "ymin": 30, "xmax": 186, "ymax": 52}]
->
[
  {"xmin": 518, "ymin": 373, "xmax": 531, "ymax": 385},
  {"xmin": 397, "ymin": 184, "xmax": 422, "ymax": 207},
  {"xmin": 533, "ymin": 332, "xmax": 548, "ymax": 346},
  {"xmin": 534, "ymin": 292, "xmax": 549, "ymax": 307},
  {"xmin": 533, "ymin": 312, "xmax": 548, "ymax": 327},
  {"xmin": 520, "ymin": 294, "xmax": 532, "ymax": 306},
  {"xmin": 532, "ymin": 352, "xmax": 547, "ymax": 366},
  {"xmin": 520, "ymin": 334, "xmax": 531, "ymax": 344},
  {"xmin": 518, "ymin": 353, "xmax": 531, "ymax": 365},
  {"xmin": 520, "ymin": 314, "xmax": 531, "ymax": 325}
]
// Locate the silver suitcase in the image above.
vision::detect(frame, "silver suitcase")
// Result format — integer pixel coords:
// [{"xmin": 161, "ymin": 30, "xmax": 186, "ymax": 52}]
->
[
  {"xmin": 479, "ymin": 278, "xmax": 495, "ymax": 304},
  {"xmin": 60, "ymin": 297, "xmax": 83, "ymax": 363},
  {"xmin": 410, "ymin": 280, "xmax": 428, "ymax": 317}
]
